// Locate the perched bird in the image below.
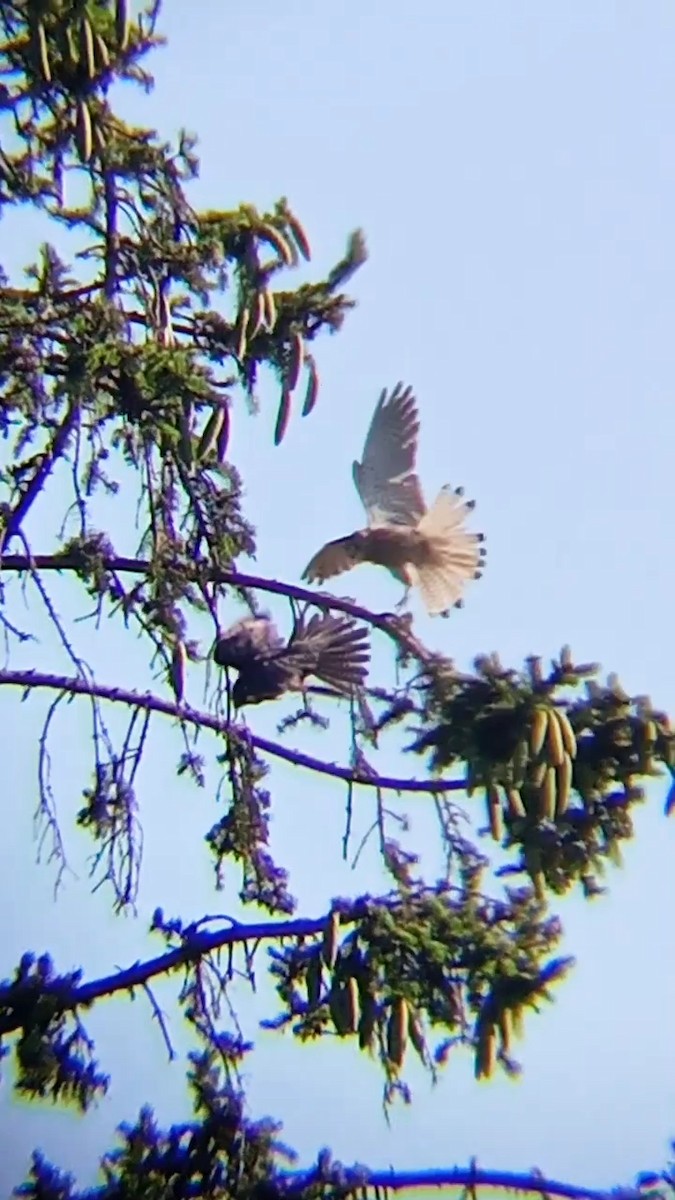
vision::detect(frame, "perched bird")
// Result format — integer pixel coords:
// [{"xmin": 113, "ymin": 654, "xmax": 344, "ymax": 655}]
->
[
  {"xmin": 213, "ymin": 610, "xmax": 370, "ymax": 707},
  {"xmin": 302, "ymin": 383, "xmax": 486, "ymax": 616}
]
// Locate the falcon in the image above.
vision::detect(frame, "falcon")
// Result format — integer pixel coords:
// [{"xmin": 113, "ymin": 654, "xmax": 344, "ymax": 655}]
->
[
  {"xmin": 302, "ymin": 383, "xmax": 486, "ymax": 615},
  {"xmin": 213, "ymin": 610, "xmax": 370, "ymax": 707}
]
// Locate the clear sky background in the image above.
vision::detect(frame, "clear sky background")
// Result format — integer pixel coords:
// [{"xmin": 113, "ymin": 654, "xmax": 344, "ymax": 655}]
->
[{"xmin": 2, "ymin": 0, "xmax": 675, "ymax": 1193}]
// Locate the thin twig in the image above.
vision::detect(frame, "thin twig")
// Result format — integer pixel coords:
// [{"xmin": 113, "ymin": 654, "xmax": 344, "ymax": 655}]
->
[{"xmin": 140, "ymin": 979, "xmax": 176, "ymax": 1062}]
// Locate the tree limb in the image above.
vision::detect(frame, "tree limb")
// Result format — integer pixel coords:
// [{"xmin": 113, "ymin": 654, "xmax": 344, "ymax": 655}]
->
[
  {"xmin": 0, "ymin": 402, "xmax": 80, "ymax": 554},
  {"xmin": 0, "ymin": 668, "xmax": 464, "ymax": 795},
  {"xmin": 0, "ymin": 554, "xmax": 441, "ymax": 669},
  {"xmin": 283, "ymin": 1165, "xmax": 622, "ymax": 1200}
]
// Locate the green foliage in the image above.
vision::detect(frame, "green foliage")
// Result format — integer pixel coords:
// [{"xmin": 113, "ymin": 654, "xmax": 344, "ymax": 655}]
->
[
  {"xmin": 0, "ymin": 953, "xmax": 107, "ymax": 1111},
  {"xmin": 408, "ymin": 648, "xmax": 674, "ymax": 898},
  {"xmin": 265, "ymin": 885, "xmax": 569, "ymax": 1095},
  {"xmin": 208, "ymin": 737, "xmax": 295, "ymax": 914},
  {"xmin": 0, "ymin": 3, "xmax": 673, "ymax": 1198}
]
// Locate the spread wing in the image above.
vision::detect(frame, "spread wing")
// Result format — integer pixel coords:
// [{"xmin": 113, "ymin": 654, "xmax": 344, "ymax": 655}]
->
[
  {"xmin": 302, "ymin": 535, "xmax": 365, "ymax": 584},
  {"xmin": 352, "ymin": 382, "xmax": 426, "ymax": 529}
]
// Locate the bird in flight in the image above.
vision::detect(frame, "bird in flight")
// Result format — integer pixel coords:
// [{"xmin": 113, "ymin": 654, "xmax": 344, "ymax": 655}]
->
[
  {"xmin": 213, "ymin": 609, "xmax": 370, "ymax": 707},
  {"xmin": 302, "ymin": 383, "xmax": 486, "ymax": 615}
]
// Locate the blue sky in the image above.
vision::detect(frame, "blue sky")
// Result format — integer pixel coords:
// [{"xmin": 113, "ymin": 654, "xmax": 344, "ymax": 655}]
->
[{"xmin": 1, "ymin": 0, "xmax": 675, "ymax": 1192}]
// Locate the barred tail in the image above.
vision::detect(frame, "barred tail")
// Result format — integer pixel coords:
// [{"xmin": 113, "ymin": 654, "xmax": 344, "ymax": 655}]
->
[
  {"xmin": 415, "ymin": 485, "xmax": 486, "ymax": 615},
  {"xmin": 290, "ymin": 612, "xmax": 370, "ymax": 693}
]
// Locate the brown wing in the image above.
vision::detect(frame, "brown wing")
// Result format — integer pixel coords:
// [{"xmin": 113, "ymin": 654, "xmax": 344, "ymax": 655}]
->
[
  {"xmin": 302, "ymin": 534, "xmax": 365, "ymax": 584},
  {"xmin": 352, "ymin": 382, "xmax": 426, "ymax": 528}
]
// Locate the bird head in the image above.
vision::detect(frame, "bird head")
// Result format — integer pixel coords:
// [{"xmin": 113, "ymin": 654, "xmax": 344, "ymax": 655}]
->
[{"xmin": 213, "ymin": 613, "xmax": 282, "ymax": 670}]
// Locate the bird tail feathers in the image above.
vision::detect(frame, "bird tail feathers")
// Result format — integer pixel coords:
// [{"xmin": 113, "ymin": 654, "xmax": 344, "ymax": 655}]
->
[
  {"xmin": 289, "ymin": 612, "xmax": 370, "ymax": 693},
  {"xmin": 414, "ymin": 485, "xmax": 486, "ymax": 615},
  {"xmin": 417, "ymin": 485, "xmax": 474, "ymax": 538}
]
